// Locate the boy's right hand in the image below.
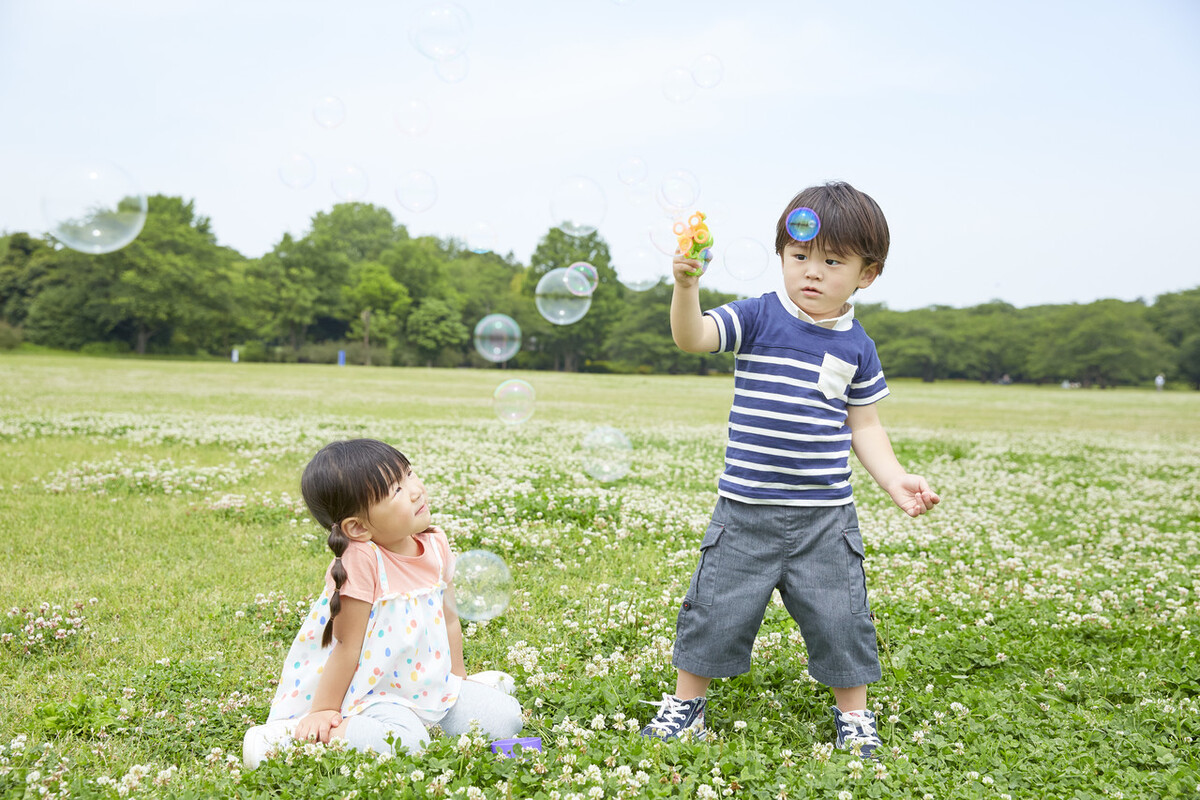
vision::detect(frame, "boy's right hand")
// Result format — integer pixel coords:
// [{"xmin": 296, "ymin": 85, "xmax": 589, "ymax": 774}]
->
[
  {"xmin": 672, "ymin": 250, "xmax": 704, "ymax": 288},
  {"xmin": 294, "ymin": 709, "xmax": 344, "ymax": 744}
]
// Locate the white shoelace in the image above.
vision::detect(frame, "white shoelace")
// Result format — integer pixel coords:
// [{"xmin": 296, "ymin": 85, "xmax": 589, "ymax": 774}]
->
[
  {"xmin": 642, "ymin": 694, "xmax": 691, "ymax": 734},
  {"xmin": 837, "ymin": 710, "xmax": 881, "ymax": 745}
]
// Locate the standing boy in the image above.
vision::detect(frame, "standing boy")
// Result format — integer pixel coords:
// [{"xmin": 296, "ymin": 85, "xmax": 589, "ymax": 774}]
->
[{"xmin": 642, "ymin": 181, "xmax": 939, "ymax": 757}]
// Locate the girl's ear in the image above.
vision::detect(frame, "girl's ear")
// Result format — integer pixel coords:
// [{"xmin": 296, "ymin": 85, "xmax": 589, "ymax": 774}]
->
[{"xmin": 340, "ymin": 516, "xmax": 372, "ymax": 542}]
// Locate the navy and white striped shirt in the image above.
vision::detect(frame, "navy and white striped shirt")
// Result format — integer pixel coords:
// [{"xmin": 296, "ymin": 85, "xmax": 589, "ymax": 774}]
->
[{"xmin": 706, "ymin": 291, "xmax": 889, "ymax": 506}]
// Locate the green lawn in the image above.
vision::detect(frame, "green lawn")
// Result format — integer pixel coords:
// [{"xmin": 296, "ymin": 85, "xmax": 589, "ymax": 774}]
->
[{"xmin": 1, "ymin": 353, "xmax": 1198, "ymax": 799}]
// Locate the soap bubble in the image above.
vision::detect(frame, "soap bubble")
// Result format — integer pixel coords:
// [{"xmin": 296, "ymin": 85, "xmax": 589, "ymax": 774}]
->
[
  {"xmin": 618, "ymin": 156, "xmax": 648, "ymax": 186},
  {"xmin": 412, "ymin": 2, "xmax": 471, "ymax": 61},
  {"xmin": 452, "ymin": 549, "xmax": 512, "ymax": 621},
  {"xmin": 493, "ymin": 379, "xmax": 534, "ymax": 424},
  {"xmin": 467, "ymin": 221, "xmax": 497, "ymax": 254},
  {"xmin": 625, "ymin": 181, "xmax": 653, "ymax": 207},
  {"xmin": 331, "ymin": 164, "xmax": 369, "ymax": 201},
  {"xmin": 395, "ymin": 170, "xmax": 438, "ymax": 213},
  {"xmin": 567, "ymin": 262, "xmax": 599, "ymax": 296},
  {"xmin": 278, "ymin": 152, "xmax": 316, "ymax": 189},
  {"xmin": 435, "ymin": 52, "xmax": 469, "ymax": 83},
  {"xmin": 550, "ymin": 175, "xmax": 606, "ymax": 237},
  {"xmin": 619, "ymin": 244, "xmax": 665, "ymax": 291},
  {"xmin": 658, "ymin": 169, "xmax": 700, "ymax": 213},
  {"xmin": 786, "ymin": 207, "xmax": 820, "ymax": 242},
  {"xmin": 313, "ymin": 96, "xmax": 346, "ymax": 129},
  {"xmin": 582, "ymin": 425, "xmax": 633, "ymax": 482},
  {"xmin": 648, "ymin": 221, "xmax": 680, "ymax": 256},
  {"xmin": 662, "ymin": 67, "xmax": 696, "ymax": 103},
  {"xmin": 536, "ymin": 267, "xmax": 592, "ymax": 325},
  {"xmin": 691, "ymin": 54, "xmax": 724, "ymax": 88},
  {"xmin": 41, "ymin": 161, "xmax": 147, "ymax": 254},
  {"xmin": 724, "ymin": 237, "xmax": 770, "ymax": 280},
  {"xmin": 394, "ymin": 98, "xmax": 431, "ymax": 136},
  {"xmin": 474, "ymin": 314, "xmax": 521, "ymax": 363}
]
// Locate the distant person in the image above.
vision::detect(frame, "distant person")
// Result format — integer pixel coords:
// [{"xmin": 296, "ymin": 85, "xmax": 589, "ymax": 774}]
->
[
  {"xmin": 641, "ymin": 182, "xmax": 939, "ymax": 758},
  {"xmin": 1155, "ymin": 373, "xmax": 1165, "ymax": 391},
  {"xmin": 242, "ymin": 439, "xmax": 522, "ymax": 768}
]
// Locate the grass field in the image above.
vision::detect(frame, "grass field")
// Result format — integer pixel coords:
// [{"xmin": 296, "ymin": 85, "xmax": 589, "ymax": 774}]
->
[{"xmin": 1, "ymin": 352, "xmax": 1198, "ymax": 799}]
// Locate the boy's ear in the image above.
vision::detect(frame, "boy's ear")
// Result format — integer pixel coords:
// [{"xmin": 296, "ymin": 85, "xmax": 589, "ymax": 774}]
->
[
  {"xmin": 340, "ymin": 516, "xmax": 372, "ymax": 542},
  {"xmin": 857, "ymin": 263, "xmax": 881, "ymax": 289}
]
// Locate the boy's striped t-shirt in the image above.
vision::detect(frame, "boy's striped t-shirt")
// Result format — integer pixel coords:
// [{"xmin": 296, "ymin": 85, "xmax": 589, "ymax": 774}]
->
[{"xmin": 705, "ymin": 291, "xmax": 889, "ymax": 506}]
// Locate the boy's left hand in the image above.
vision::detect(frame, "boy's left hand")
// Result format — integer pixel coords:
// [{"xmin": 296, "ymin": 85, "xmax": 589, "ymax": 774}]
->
[{"xmin": 888, "ymin": 474, "xmax": 940, "ymax": 517}]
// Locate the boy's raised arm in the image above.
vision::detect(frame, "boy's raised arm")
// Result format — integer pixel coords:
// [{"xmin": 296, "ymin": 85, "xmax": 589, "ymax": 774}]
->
[{"xmin": 670, "ymin": 252, "xmax": 720, "ymax": 353}]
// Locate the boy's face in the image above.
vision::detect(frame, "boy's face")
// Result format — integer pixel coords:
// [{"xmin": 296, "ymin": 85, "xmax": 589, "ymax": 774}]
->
[{"xmin": 780, "ymin": 241, "xmax": 879, "ymax": 321}]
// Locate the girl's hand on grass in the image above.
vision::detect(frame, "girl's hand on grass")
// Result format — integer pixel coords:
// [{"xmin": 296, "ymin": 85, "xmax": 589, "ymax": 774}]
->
[
  {"xmin": 889, "ymin": 474, "xmax": 940, "ymax": 517},
  {"xmin": 294, "ymin": 709, "xmax": 343, "ymax": 744}
]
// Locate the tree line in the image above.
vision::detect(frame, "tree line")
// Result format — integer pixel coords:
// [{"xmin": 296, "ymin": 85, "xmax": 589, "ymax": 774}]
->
[{"xmin": 1, "ymin": 195, "xmax": 1197, "ymax": 388}]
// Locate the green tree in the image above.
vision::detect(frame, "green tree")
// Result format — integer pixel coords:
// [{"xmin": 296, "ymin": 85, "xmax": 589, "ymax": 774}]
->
[
  {"xmin": 343, "ymin": 261, "xmax": 412, "ymax": 365},
  {"xmin": 405, "ymin": 298, "xmax": 468, "ymax": 366},
  {"xmin": 1029, "ymin": 300, "xmax": 1171, "ymax": 387},
  {"xmin": 245, "ymin": 233, "xmax": 322, "ymax": 351}
]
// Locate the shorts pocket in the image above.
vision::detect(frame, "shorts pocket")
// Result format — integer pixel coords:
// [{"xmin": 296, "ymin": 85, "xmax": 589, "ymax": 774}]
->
[
  {"xmin": 688, "ymin": 521, "xmax": 725, "ymax": 607},
  {"xmin": 842, "ymin": 526, "xmax": 870, "ymax": 614},
  {"xmin": 817, "ymin": 353, "xmax": 857, "ymax": 401}
]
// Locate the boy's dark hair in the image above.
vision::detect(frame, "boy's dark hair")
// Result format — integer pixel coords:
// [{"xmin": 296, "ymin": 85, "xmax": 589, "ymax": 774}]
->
[
  {"xmin": 300, "ymin": 438, "xmax": 412, "ymax": 647},
  {"xmin": 775, "ymin": 181, "xmax": 890, "ymax": 273}
]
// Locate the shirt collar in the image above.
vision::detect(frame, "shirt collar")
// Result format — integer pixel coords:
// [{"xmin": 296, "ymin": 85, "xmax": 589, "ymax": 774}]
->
[{"xmin": 774, "ymin": 290, "xmax": 856, "ymax": 331}]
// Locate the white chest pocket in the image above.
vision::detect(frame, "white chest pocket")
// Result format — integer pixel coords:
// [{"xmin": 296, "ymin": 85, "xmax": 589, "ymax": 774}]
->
[{"xmin": 816, "ymin": 353, "xmax": 857, "ymax": 401}]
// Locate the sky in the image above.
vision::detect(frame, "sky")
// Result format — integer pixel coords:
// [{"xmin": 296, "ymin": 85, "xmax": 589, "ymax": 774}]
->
[{"xmin": 2, "ymin": 0, "xmax": 1199, "ymax": 311}]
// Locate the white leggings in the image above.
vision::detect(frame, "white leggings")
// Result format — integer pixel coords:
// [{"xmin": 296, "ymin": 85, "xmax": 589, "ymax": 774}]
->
[{"xmin": 344, "ymin": 680, "xmax": 523, "ymax": 755}]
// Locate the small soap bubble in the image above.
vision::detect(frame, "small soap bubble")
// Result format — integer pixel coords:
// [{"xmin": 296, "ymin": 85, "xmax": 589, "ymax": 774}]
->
[
  {"xmin": 41, "ymin": 161, "xmax": 147, "ymax": 254},
  {"xmin": 412, "ymin": 1, "xmax": 471, "ymax": 61},
  {"xmin": 474, "ymin": 314, "xmax": 521, "ymax": 363},
  {"xmin": 435, "ymin": 52, "xmax": 469, "ymax": 83},
  {"xmin": 395, "ymin": 170, "xmax": 438, "ymax": 213},
  {"xmin": 582, "ymin": 425, "xmax": 633, "ymax": 482},
  {"xmin": 331, "ymin": 164, "xmax": 369, "ymax": 201},
  {"xmin": 786, "ymin": 207, "xmax": 820, "ymax": 242},
  {"xmin": 662, "ymin": 67, "xmax": 696, "ymax": 103},
  {"xmin": 493, "ymin": 379, "xmax": 535, "ymax": 424},
  {"xmin": 723, "ymin": 237, "xmax": 770, "ymax": 281},
  {"xmin": 452, "ymin": 550, "xmax": 512, "ymax": 621},
  {"xmin": 691, "ymin": 54, "xmax": 724, "ymax": 89},
  {"xmin": 616, "ymin": 245, "xmax": 663, "ymax": 292},
  {"xmin": 550, "ymin": 175, "xmax": 607, "ymax": 237},
  {"xmin": 618, "ymin": 156, "xmax": 648, "ymax": 186},
  {"xmin": 536, "ymin": 267, "xmax": 592, "ymax": 325},
  {"xmin": 278, "ymin": 152, "xmax": 316, "ymax": 189},
  {"xmin": 394, "ymin": 98, "xmax": 431, "ymax": 136},
  {"xmin": 567, "ymin": 262, "xmax": 599, "ymax": 296},
  {"xmin": 467, "ymin": 221, "xmax": 497, "ymax": 254},
  {"xmin": 658, "ymin": 169, "xmax": 700, "ymax": 213},
  {"xmin": 625, "ymin": 181, "xmax": 653, "ymax": 207},
  {"xmin": 313, "ymin": 96, "xmax": 346, "ymax": 129}
]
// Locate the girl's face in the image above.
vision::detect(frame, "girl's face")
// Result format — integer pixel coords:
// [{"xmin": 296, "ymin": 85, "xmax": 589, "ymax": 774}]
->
[{"xmin": 358, "ymin": 466, "xmax": 431, "ymax": 554}]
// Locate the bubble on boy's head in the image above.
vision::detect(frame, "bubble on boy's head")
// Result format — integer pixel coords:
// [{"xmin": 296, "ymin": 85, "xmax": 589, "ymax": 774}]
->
[
  {"xmin": 41, "ymin": 161, "xmax": 148, "ymax": 255},
  {"xmin": 331, "ymin": 164, "xmax": 369, "ymax": 201},
  {"xmin": 452, "ymin": 549, "xmax": 511, "ymax": 622},
  {"xmin": 279, "ymin": 152, "xmax": 316, "ymax": 189},
  {"xmin": 551, "ymin": 175, "xmax": 606, "ymax": 237},
  {"xmin": 536, "ymin": 267, "xmax": 592, "ymax": 325},
  {"xmin": 567, "ymin": 262, "xmax": 599, "ymax": 296},
  {"xmin": 582, "ymin": 425, "xmax": 633, "ymax": 482},
  {"xmin": 313, "ymin": 96, "xmax": 346, "ymax": 129},
  {"xmin": 691, "ymin": 54, "xmax": 724, "ymax": 89},
  {"xmin": 395, "ymin": 170, "xmax": 438, "ymax": 213},
  {"xmin": 473, "ymin": 314, "xmax": 521, "ymax": 363},
  {"xmin": 724, "ymin": 237, "xmax": 769, "ymax": 281},
  {"xmin": 411, "ymin": 1, "xmax": 471, "ymax": 61},
  {"xmin": 658, "ymin": 169, "xmax": 700, "ymax": 214},
  {"xmin": 786, "ymin": 207, "xmax": 820, "ymax": 242},
  {"xmin": 493, "ymin": 379, "xmax": 534, "ymax": 424}
]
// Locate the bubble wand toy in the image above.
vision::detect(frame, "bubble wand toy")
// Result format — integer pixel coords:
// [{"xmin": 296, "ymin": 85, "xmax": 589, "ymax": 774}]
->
[{"xmin": 674, "ymin": 211, "xmax": 713, "ymax": 277}]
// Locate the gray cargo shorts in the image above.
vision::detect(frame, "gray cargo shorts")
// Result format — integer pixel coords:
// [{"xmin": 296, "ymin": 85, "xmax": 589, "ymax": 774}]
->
[{"xmin": 672, "ymin": 496, "xmax": 881, "ymax": 688}]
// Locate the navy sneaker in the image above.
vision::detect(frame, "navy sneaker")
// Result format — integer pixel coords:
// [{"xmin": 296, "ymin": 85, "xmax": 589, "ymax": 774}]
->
[
  {"xmin": 640, "ymin": 694, "xmax": 707, "ymax": 741},
  {"xmin": 831, "ymin": 706, "xmax": 882, "ymax": 758}
]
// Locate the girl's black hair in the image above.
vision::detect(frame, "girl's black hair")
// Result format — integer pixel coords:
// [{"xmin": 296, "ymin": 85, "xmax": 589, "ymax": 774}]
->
[{"xmin": 300, "ymin": 438, "xmax": 412, "ymax": 647}]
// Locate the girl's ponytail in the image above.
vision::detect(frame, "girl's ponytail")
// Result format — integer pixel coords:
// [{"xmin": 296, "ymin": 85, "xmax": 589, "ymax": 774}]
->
[{"xmin": 322, "ymin": 522, "xmax": 350, "ymax": 647}]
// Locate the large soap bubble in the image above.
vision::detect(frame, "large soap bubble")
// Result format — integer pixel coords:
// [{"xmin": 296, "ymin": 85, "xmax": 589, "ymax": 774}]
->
[
  {"xmin": 550, "ymin": 175, "xmax": 606, "ymax": 237},
  {"xmin": 331, "ymin": 164, "xmax": 369, "ymax": 201},
  {"xmin": 41, "ymin": 161, "xmax": 148, "ymax": 254},
  {"xmin": 278, "ymin": 152, "xmax": 316, "ymax": 189},
  {"xmin": 536, "ymin": 267, "xmax": 592, "ymax": 325},
  {"xmin": 566, "ymin": 262, "xmax": 598, "ymax": 296},
  {"xmin": 616, "ymin": 245, "xmax": 663, "ymax": 292},
  {"xmin": 395, "ymin": 170, "xmax": 438, "ymax": 213},
  {"xmin": 658, "ymin": 169, "xmax": 701, "ymax": 213},
  {"xmin": 582, "ymin": 425, "xmax": 633, "ymax": 482},
  {"xmin": 313, "ymin": 96, "xmax": 346, "ymax": 129},
  {"xmin": 724, "ymin": 237, "xmax": 770, "ymax": 281},
  {"xmin": 452, "ymin": 549, "xmax": 512, "ymax": 622},
  {"xmin": 691, "ymin": 54, "xmax": 724, "ymax": 89},
  {"xmin": 474, "ymin": 314, "xmax": 521, "ymax": 362},
  {"xmin": 411, "ymin": 2, "xmax": 471, "ymax": 61},
  {"xmin": 493, "ymin": 379, "xmax": 534, "ymax": 424}
]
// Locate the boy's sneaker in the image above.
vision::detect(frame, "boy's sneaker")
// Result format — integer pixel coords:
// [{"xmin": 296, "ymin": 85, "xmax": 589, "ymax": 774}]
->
[
  {"xmin": 640, "ymin": 694, "xmax": 707, "ymax": 741},
  {"xmin": 831, "ymin": 706, "xmax": 882, "ymax": 759},
  {"xmin": 243, "ymin": 719, "xmax": 297, "ymax": 769}
]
